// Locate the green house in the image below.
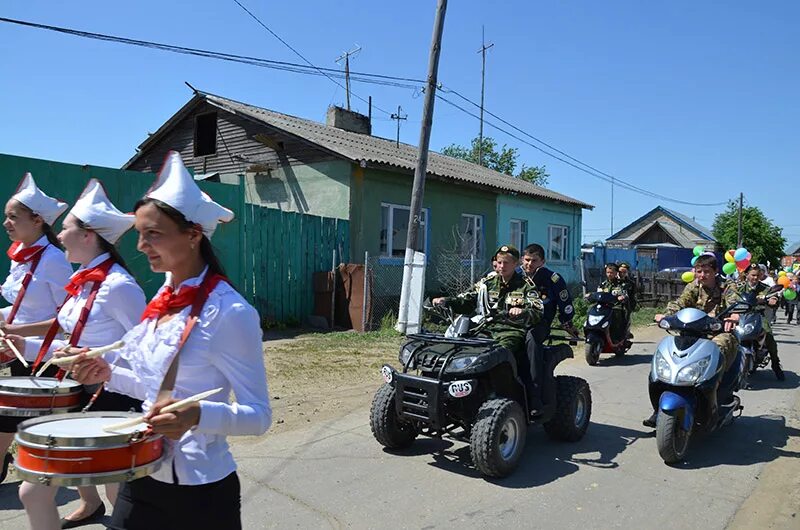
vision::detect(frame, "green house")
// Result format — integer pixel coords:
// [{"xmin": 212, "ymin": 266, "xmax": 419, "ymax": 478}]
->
[{"xmin": 125, "ymin": 91, "xmax": 591, "ymax": 290}]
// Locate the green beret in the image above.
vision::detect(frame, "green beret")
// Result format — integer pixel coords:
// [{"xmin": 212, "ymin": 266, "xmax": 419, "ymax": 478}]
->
[{"xmin": 494, "ymin": 244, "xmax": 520, "ymax": 260}]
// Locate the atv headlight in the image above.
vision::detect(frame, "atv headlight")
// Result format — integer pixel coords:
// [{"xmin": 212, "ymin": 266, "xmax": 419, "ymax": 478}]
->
[
  {"xmin": 655, "ymin": 352, "xmax": 672, "ymax": 382},
  {"xmin": 448, "ymin": 355, "xmax": 478, "ymax": 371},
  {"xmin": 587, "ymin": 314, "xmax": 603, "ymax": 326},
  {"xmin": 399, "ymin": 344, "xmax": 414, "ymax": 365},
  {"xmin": 676, "ymin": 356, "xmax": 712, "ymax": 384}
]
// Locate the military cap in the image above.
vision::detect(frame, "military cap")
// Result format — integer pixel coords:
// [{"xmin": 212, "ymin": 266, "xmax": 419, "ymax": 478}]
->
[
  {"xmin": 618, "ymin": 261, "xmax": 631, "ymax": 270},
  {"xmin": 745, "ymin": 263, "xmax": 761, "ymax": 273},
  {"xmin": 494, "ymin": 244, "xmax": 520, "ymax": 260}
]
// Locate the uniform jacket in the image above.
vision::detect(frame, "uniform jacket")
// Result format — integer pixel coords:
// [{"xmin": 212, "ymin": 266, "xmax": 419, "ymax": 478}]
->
[{"xmin": 525, "ymin": 267, "xmax": 574, "ymax": 326}]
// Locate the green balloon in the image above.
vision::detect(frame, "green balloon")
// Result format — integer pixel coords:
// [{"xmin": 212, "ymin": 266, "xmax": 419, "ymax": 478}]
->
[
  {"xmin": 784, "ymin": 289, "xmax": 797, "ymax": 301},
  {"xmin": 693, "ymin": 245, "xmax": 704, "ymax": 256},
  {"xmin": 722, "ymin": 262, "xmax": 736, "ymax": 275}
]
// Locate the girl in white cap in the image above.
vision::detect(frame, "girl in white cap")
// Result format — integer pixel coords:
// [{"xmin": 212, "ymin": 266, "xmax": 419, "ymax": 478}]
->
[
  {"xmin": 0, "ymin": 173, "xmax": 72, "ymax": 484},
  {"xmin": 3, "ymin": 179, "xmax": 146, "ymax": 529},
  {"xmin": 71, "ymin": 152, "xmax": 271, "ymax": 530}
]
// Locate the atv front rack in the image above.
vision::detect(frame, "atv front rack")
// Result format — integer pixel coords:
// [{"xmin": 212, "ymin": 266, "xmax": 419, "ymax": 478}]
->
[{"xmin": 406, "ymin": 332, "xmax": 497, "ymax": 346}]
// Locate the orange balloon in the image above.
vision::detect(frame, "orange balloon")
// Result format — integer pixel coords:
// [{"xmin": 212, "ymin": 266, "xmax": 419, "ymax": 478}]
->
[{"xmin": 779, "ymin": 276, "xmax": 791, "ymax": 288}]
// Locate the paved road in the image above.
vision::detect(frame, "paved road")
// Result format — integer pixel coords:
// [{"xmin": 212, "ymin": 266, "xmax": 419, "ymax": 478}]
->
[{"xmin": 1, "ymin": 322, "xmax": 799, "ymax": 529}]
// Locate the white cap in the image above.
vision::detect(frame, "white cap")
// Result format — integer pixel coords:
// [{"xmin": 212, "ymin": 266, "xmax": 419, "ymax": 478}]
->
[
  {"xmin": 70, "ymin": 179, "xmax": 135, "ymax": 244},
  {"xmin": 12, "ymin": 173, "xmax": 69, "ymax": 226},
  {"xmin": 146, "ymin": 151, "xmax": 233, "ymax": 237}
]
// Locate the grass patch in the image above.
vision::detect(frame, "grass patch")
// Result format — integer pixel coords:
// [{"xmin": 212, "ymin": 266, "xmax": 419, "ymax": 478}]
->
[{"xmin": 630, "ymin": 306, "xmax": 661, "ymax": 328}]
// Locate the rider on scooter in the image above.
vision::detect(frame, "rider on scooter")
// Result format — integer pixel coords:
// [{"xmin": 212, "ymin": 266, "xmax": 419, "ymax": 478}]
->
[
  {"xmin": 737, "ymin": 263, "xmax": 784, "ymax": 380},
  {"xmin": 432, "ymin": 245, "xmax": 545, "ymax": 415},
  {"xmin": 643, "ymin": 254, "xmax": 741, "ymax": 427},
  {"xmin": 590, "ymin": 263, "xmax": 629, "ymax": 345}
]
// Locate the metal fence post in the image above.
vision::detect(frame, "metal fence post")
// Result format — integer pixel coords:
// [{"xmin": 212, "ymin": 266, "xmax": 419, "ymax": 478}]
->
[
  {"xmin": 330, "ymin": 248, "xmax": 337, "ymax": 330},
  {"xmin": 470, "ymin": 253, "xmax": 475, "ymax": 285},
  {"xmin": 362, "ymin": 251, "xmax": 369, "ymax": 332}
]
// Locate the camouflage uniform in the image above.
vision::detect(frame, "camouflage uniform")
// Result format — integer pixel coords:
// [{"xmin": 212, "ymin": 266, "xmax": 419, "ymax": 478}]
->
[
  {"xmin": 665, "ymin": 277, "xmax": 740, "ymax": 370},
  {"xmin": 444, "ymin": 271, "xmax": 543, "ymax": 354},
  {"xmin": 597, "ymin": 279, "xmax": 629, "ymax": 342},
  {"xmin": 736, "ymin": 279, "xmax": 781, "ymax": 369}
]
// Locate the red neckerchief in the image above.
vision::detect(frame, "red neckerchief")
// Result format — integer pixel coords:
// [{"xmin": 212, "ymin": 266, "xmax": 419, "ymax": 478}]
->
[
  {"xmin": 64, "ymin": 258, "xmax": 115, "ymax": 296},
  {"xmin": 30, "ymin": 258, "xmax": 117, "ymax": 375},
  {"xmin": 6, "ymin": 242, "xmax": 49, "ymax": 325},
  {"xmin": 6, "ymin": 241, "xmax": 45, "ymax": 263},
  {"xmin": 141, "ymin": 273, "xmax": 227, "ymax": 321}
]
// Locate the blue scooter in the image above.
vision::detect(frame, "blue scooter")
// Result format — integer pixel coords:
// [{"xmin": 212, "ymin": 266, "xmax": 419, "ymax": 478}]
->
[{"xmin": 647, "ymin": 302, "xmax": 747, "ymax": 464}]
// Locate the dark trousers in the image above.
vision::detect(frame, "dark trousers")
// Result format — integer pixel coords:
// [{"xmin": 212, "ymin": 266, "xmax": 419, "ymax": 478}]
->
[
  {"xmin": 765, "ymin": 332, "xmax": 781, "ymax": 368},
  {"xmin": 523, "ymin": 322, "xmax": 551, "ymax": 409},
  {"xmin": 109, "ymin": 472, "xmax": 242, "ymax": 530}
]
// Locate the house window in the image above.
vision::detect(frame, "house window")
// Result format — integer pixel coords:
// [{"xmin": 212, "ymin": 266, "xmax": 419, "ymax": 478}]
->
[
  {"xmin": 510, "ymin": 219, "xmax": 527, "ymax": 251},
  {"xmin": 460, "ymin": 214, "xmax": 484, "ymax": 259},
  {"xmin": 380, "ymin": 204, "xmax": 428, "ymax": 258},
  {"xmin": 194, "ymin": 112, "xmax": 218, "ymax": 157},
  {"xmin": 548, "ymin": 225, "xmax": 568, "ymax": 262}
]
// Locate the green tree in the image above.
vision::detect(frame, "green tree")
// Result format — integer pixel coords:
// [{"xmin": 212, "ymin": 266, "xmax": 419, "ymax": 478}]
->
[
  {"xmin": 711, "ymin": 201, "xmax": 786, "ymax": 266},
  {"xmin": 441, "ymin": 136, "xmax": 549, "ymax": 186}
]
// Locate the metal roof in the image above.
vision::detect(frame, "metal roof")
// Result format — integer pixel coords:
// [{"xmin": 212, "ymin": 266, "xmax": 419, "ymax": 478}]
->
[
  {"xmin": 608, "ymin": 206, "xmax": 715, "ymax": 242},
  {"xmin": 177, "ymin": 93, "xmax": 591, "ymax": 209}
]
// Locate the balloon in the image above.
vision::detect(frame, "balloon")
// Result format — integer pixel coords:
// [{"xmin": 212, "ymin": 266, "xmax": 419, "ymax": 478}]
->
[
  {"xmin": 722, "ymin": 262, "xmax": 736, "ymax": 275},
  {"xmin": 724, "ymin": 251, "xmax": 735, "ymax": 263},
  {"xmin": 693, "ymin": 245, "xmax": 704, "ymax": 256},
  {"xmin": 784, "ymin": 289, "xmax": 797, "ymax": 301},
  {"xmin": 681, "ymin": 271, "xmax": 695, "ymax": 283},
  {"xmin": 734, "ymin": 248, "xmax": 748, "ymax": 261},
  {"xmin": 691, "ymin": 256, "xmax": 698, "ymax": 266},
  {"xmin": 779, "ymin": 271, "xmax": 787, "ymax": 277},
  {"xmin": 746, "ymin": 252, "xmax": 752, "ymax": 261},
  {"xmin": 778, "ymin": 276, "xmax": 791, "ymax": 288},
  {"xmin": 737, "ymin": 258, "xmax": 751, "ymax": 271}
]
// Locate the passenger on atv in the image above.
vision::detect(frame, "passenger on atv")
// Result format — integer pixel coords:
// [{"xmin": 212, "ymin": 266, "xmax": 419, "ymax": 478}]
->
[{"xmin": 432, "ymin": 245, "xmax": 544, "ymax": 415}]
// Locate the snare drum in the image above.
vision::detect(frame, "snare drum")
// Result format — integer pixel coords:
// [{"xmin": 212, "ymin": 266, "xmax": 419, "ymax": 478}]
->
[
  {"xmin": 15, "ymin": 412, "xmax": 164, "ymax": 487},
  {"xmin": 0, "ymin": 377, "xmax": 82, "ymax": 417}
]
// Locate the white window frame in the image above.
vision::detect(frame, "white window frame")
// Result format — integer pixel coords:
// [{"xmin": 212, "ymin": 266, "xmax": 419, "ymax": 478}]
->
[
  {"xmin": 548, "ymin": 225, "xmax": 569, "ymax": 262},
  {"xmin": 380, "ymin": 203, "xmax": 428, "ymax": 258},
  {"xmin": 460, "ymin": 213, "xmax": 484, "ymax": 259},
  {"xmin": 510, "ymin": 219, "xmax": 528, "ymax": 251}
]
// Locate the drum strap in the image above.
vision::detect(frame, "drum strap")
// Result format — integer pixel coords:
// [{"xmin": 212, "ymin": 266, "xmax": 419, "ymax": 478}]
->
[
  {"xmin": 156, "ymin": 273, "xmax": 228, "ymax": 402},
  {"xmin": 30, "ymin": 258, "xmax": 116, "ymax": 375},
  {"xmin": 6, "ymin": 245, "xmax": 47, "ymax": 325}
]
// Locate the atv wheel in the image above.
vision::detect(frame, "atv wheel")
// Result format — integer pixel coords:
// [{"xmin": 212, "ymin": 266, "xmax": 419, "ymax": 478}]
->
[
  {"xmin": 584, "ymin": 339, "xmax": 601, "ymax": 366},
  {"xmin": 470, "ymin": 398, "xmax": 527, "ymax": 478},
  {"xmin": 656, "ymin": 409, "xmax": 691, "ymax": 464},
  {"xmin": 370, "ymin": 384, "xmax": 417, "ymax": 449},
  {"xmin": 543, "ymin": 376, "xmax": 592, "ymax": 442}
]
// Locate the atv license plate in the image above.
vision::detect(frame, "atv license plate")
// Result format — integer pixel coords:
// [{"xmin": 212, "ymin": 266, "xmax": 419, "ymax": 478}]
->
[{"xmin": 448, "ymin": 380, "xmax": 473, "ymax": 398}]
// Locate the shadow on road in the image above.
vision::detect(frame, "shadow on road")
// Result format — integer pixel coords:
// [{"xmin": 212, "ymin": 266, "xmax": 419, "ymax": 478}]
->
[
  {"xmin": 675, "ymin": 414, "xmax": 800, "ymax": 470},
  {"xmin": 745, "ymin": 370, "xmax": 800, "ymax": 391},
  {"xmin": 0, "ymin": 480, "xmax": 80, "ymax": 511},
  {"xmin": 392, "ymin": 421, "xmax": 649, "ymax": 488},
  {"xmin": 599, "ymin": 353, "xmax": 652, "ymax": 367}
]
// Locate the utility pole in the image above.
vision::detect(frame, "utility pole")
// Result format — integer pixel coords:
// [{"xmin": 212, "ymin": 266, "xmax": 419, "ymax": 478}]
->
[
  {"xmin": 396, "ymin": 0, "xmax": 447, "ymax": 334},
  {"xmin": 335, "ymin": 45, "xmax": 361, "ymax": 111},
  {"xmin": 610, "ymin": 176, "xmax": 615, "ymax": 235},
  {"xmin": 737, "ymin": 192, "xmax": 744, "ymax": 247},
  {"xmin": 390, "ymin": 105, "xmax": 407, "ymax": 148},
  {"xmin": 477, "ymin": 26, "xmax": 493, "ymax": 167}
]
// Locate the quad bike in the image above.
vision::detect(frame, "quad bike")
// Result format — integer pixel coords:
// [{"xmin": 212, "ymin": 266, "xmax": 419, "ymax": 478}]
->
[{"xmin": 370, "ymin": 305, "xmax": 592, "ymax": 478}]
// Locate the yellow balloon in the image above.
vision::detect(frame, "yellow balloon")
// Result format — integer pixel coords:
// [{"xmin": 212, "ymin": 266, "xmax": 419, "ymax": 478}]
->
[
  {"xmin": 779, "ymin": 271, "xmax": 787, "ymax": 277},
  {"xmin": 681, "ymin": 271, "xmax": 695, "ymax": 283}
]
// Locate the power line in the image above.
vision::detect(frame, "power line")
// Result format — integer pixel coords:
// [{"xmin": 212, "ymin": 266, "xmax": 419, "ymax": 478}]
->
[
  {"xmin": 439, "ymin": 88, "xmax": 728, "ymax": 207},
  {"xmin": 231, "ymin": 1, "xmax": 391, "ymax": 115}
]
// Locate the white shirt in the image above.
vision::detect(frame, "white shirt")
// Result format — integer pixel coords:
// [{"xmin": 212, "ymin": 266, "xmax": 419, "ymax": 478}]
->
[
  {"xmin": 761, "ymin": 277, "xmax": 776, "ymax": 287},
  {"xmin": 23, "ymin": 253, "xmax": 146, "ymax": 361},
  {"xmin": 105, "ymin": 268, "xmax": 271, "ymax": 485},
  {"xmin": 1, "ymin": 235, "xmax": 73, "ymax": 325}
]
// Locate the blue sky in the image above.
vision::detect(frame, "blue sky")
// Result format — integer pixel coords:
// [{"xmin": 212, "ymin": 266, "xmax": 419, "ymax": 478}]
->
[{"xmin": 1, "ymin": 1, "xmax": 798, "ymax": 246}]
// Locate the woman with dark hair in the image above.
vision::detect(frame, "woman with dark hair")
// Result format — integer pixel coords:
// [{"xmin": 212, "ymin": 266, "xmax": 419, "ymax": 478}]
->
[
  {"xmin": 3, "ymin": 178, "xmax": 146, "ymax": 529},
  {"xmin": 72, "ymin": 152, "xmax": 271, "ymax": 530},
  {"xmin": 0, "ymin": 173, "xmax": 72, "ymax": 484}
]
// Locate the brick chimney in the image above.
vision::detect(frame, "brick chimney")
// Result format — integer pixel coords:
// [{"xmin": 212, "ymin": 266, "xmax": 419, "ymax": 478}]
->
[{"xmin": 326, "ymin": 105, "xmax": 371, "ymax": 135}]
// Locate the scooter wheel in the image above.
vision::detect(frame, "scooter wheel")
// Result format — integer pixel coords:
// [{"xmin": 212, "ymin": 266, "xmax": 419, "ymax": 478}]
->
[{"xmin": 584, "ymin": 340, "xmax": 601, "ymax": 366}]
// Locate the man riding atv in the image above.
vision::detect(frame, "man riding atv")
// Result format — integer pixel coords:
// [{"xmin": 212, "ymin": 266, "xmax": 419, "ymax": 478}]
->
[{"xmin": 433, "ymin": 245, "xmax": 544, "ymax": 416}]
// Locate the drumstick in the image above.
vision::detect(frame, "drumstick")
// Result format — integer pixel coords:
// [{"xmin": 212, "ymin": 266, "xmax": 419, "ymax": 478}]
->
[
  {"xmin": 102, "ymin": 387, "xmax": 224, "ymax": 433},
  {"xmin": 35, "ymin": 340, "xmax": 124, "ymax": 377},
  {"xmin": 0, "ymin": 328, "xmax": 28, "ymax": 368}
]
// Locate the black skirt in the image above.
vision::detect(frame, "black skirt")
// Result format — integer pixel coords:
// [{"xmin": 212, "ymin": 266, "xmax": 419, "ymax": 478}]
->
[
  {"xmin": 85, "ymin": 386, "xmax": 143, "ymax": 414},
  {"xmin": 0, "ymin": 360, "xmax": 60, "ymax": 433},
  {"xmin": 109, "ymin": 472, "xmax": 242, "ymax": 530}
]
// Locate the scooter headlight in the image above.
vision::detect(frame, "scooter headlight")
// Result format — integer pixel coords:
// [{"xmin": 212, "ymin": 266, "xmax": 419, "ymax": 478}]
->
[
  {"xmin": 587, "ymin": 314, "xmax": 603, "ymax": 326},
  {"xmin": 737, "ymin": 323, "xmax": 755, "ymax": 335},
  {"xmin": 448, "ymin": 355, "xmax": 478, "ymax": 371},
  {"xmin": 658, "ymin": 319, "xmax": 670, "ymax": 330},
  {"xmin": 655, "ymin": 352, "xmax": 672, "ymax": 382},
  {"xmin": 676, "ymin": 356, "xmax": 712, "ymax": 384}
]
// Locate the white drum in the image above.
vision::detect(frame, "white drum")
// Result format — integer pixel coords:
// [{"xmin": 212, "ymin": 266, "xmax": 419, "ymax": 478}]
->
[{"xmin": 0, "ymin": 376, "xmax": 82, "ymax": 417}]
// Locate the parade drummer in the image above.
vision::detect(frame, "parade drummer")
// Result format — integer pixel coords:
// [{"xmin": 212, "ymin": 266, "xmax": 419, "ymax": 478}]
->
[
  {"xmin": 71, "ymin": 152, "xmax": 271, "ymax": 530},
  {"xmin": 2, "ymin": 179, "xmax": 147, "ymax": 529},
  {"xmin": 0, "ymin": 174, "xmax": 71, "ymax": 484}
]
